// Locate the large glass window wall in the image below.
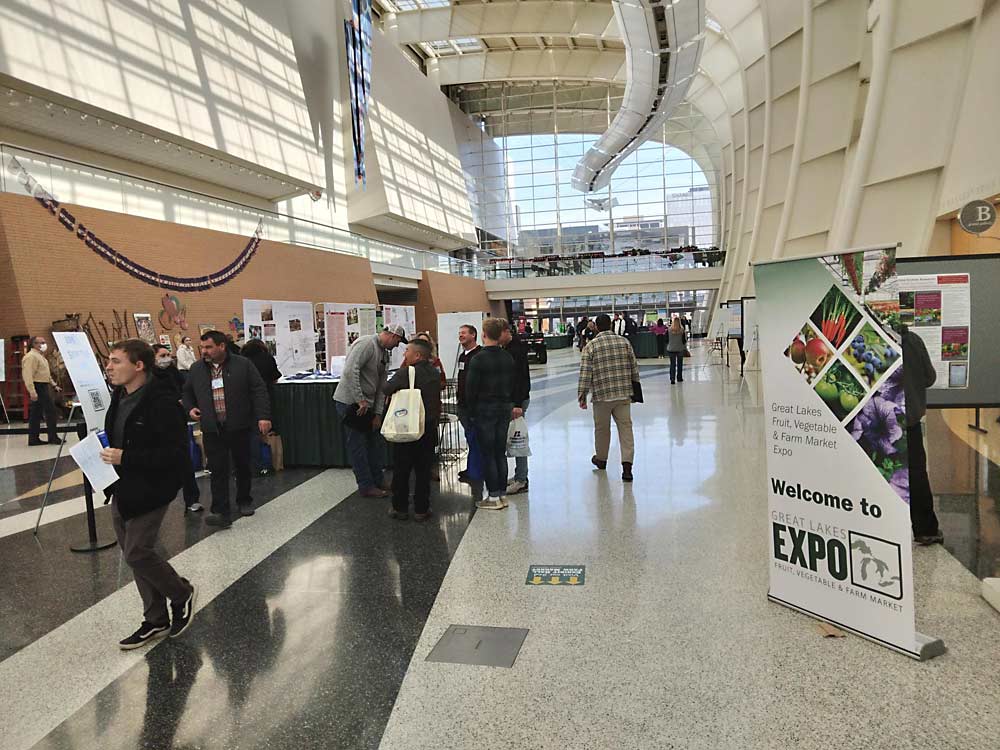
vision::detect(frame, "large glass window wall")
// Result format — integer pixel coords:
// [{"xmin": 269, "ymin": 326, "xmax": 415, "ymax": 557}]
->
[
  {"xmin": 452, "ymin": 83, "xmax": 719, "ymax": 258},
  {"xmin": 510, "ymin": 290, "xmax": 715, "ymax": 334}
]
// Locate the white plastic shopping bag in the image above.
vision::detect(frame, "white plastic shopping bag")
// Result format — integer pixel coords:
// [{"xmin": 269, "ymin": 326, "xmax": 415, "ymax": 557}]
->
[
  {"xmin": 506, "ymin": 416, "xmax": 531, "ymax": 457},
  {"xmin": 381, "ymin": 366, "xmax": 425, "ymax": 443}
]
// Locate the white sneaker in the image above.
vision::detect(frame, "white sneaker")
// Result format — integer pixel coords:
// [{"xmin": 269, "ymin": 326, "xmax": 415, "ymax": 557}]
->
[
  {"xmin": 506, "ymin": 480, "xmax": 528, "ymax": 495},
  {"xmin": 476, "ymin": 497, "xmax": 508, "ymax": 510}
]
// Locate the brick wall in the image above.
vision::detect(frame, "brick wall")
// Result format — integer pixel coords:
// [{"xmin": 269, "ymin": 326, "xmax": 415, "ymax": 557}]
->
[{"xmin": 0, "ymin": 193, "xmax": 378, "ymax": 349}]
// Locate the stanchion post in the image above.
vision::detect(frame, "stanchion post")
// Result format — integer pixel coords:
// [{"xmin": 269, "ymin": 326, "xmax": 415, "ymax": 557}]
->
[{"xmin": 70, "ymin": 420, "xmax": 116, "ymax": 553}]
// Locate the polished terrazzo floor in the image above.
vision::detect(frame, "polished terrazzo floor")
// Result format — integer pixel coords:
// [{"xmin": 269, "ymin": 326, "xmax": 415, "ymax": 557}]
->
[{"xmin": 1, "ymin": 346, "xmax": 999, "ymax": 749}]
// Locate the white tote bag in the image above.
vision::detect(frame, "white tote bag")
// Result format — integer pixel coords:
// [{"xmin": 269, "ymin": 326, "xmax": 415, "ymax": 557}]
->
[
  {"xmin": 506, "ymin": 416, "xmax": 531, "ymax": 457},
  {"xmin": 381, "ymin": 366, "xmax": 425, "ymax": 443}
]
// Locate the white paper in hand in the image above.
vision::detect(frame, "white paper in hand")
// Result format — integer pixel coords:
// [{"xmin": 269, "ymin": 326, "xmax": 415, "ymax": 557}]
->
[{"xmin": 69, "ymin": 433, "xmax": 119, "ymax": 492}]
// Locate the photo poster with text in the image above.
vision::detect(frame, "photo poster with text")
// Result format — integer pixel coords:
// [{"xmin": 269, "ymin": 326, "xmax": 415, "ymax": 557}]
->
[
  {"xmin": 754, "ymin": 246, "xmax": 920, "ymax": 657},
  {"xmin": 897, "ymin": 273, "xmax": 971, "ymax": 389},
  {"xmin": 52, "ymin": 332, "xmax": 112, "ymax": 433},
  {"xmin": 727, "ymin": 300, "xmax": 743, "ymax": 338},
  {"xmin": 324, "ymin": 304, "xmax": 376, "ymax": 371},
  {"xmin": 742, "ymin": 297, "xmax": 758, "ymax": 352},
  {"xmin": 243, "ymin": 299, "xmax": 279, "ymax": 356},
  {"xmin": 271, "ymin": 301, "xmax": 317, "ymax": 376},
  {"xmin": 383, "ymin": 305, "xmax": 416, "ymax": 370}
]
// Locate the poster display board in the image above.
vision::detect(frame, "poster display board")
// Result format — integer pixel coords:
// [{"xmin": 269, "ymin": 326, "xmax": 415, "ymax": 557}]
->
[
  {"xmin": 741, "ymin": 297, "xmax": 758, "ymax": 352},
  {"xmin": 727, "ymin": 299, "xmax": 743, "ymax": 338},
  {"xmin": 897, "ymin": 254, "xmax": 999, "ymax": 407},
  {"xmin": 323, "ymin": 303, "xmax": 377, "ymax": 370},
  {"xmin": 243, "ymin": 299, "xmax": 277, "ymax": 350},
  {"xmin": 437, "ymin": 312, "xmax": 487, "ymax": 378},
  {"xmin": 754, "ymin": 246, "xmax": 940, "ymax": 659},
  {"xmin": 52, "ymin": 332, "xmax": 112, "ymax": 432},
  {"xmin": 897, "ymin": 273, "xmax": 970, "ymax": 389},
  {"xmin": 271, "ymin": 302, "xmax": 316, "ymax": 376}
]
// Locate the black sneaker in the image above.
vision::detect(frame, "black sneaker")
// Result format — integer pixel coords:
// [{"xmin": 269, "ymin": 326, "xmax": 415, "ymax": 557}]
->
[
  {"xmin": 457, "ymin": 470, "xmax": 471, "ymax": 485},
  {"xmin": 591, "ymin": 456, "xmax": 607, "ymax": 470},
  {"xmin": 170, "ymin": 582, "xmax": 197, "ymax": 638},
  {"xmin": 915, "ymin": 533, "xmax": 944, "ymax": 546},
  {"xmin": 119, "ymin": 621, "xmax": 170, "ymax": 650},
  {"xmin": 622, "ymin": 463, "xmax": 634, "ymax": 482},
  {"xmin": 238, "ymin": 504, "xmax": 255, "ymax": 517},
  {"xmin": 205, "ymin": 514, "xmax": 232, "ymax": 528}
]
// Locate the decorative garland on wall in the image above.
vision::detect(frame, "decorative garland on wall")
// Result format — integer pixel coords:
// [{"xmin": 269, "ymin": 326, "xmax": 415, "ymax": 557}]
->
[{"xmin": 3, "ymin": 154, "xmax": 264, "ymax": 292}]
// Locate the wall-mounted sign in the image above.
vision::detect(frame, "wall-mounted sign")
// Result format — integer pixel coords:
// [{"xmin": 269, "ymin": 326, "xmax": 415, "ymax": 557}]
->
[{"xmin": 958, "ymin": 199, "xmax": 996, "ymax": 235}]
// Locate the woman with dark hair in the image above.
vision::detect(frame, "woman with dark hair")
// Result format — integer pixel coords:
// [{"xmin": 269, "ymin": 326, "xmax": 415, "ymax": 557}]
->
[
  {"xmin": 241, "ymin": 340, "xmax": 281, "ymax": 386},
  {"xmin": 666, "ymin": 317, "xmax": 687, "ymax": 384},
  {"xmin": 651, "ymin": 318, "xmax": 668, "ymax": 358}
]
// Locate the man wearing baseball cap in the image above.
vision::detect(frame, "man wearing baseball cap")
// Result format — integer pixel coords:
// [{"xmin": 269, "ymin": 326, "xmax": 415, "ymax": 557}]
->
[{"xmin": 334, "ymin": 325, "xmax": 407, "ymax": 497}]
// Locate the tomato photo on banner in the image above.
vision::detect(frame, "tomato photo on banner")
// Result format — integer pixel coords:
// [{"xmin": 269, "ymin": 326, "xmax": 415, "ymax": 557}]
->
[{"xmin": 754, "ymin": 246, "xmax": 943, "ymax": 660}]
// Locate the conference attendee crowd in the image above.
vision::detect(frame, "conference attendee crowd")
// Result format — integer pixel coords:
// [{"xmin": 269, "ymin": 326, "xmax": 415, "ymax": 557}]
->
[{"xmin": 21, "ymin": 310, "xmax": 708, "ymax": 649}]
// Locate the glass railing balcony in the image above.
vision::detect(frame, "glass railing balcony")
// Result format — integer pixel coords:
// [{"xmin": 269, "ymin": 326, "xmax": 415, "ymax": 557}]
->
[{"xmin": 483, "ymin": 250, "xmax": 725, "ymax": 280}]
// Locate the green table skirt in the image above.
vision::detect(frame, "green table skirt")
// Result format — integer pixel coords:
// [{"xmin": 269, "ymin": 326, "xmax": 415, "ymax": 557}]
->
[
  {"xmin": 544, "ymin": 335, "xmax": 571, "ymax": 350},
  {"xmin": 632, "ymin": 331, "xmax": 659, "ymax": 358},
  {"xmin": 272, "ymin": 381, "xmax": 351, "ymax": 467}
]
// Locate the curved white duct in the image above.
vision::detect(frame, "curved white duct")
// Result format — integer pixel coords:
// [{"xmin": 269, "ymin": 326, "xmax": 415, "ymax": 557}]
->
[{"xmin": 572, "ymin": 0, "xmax": 705, "ymax": 193}]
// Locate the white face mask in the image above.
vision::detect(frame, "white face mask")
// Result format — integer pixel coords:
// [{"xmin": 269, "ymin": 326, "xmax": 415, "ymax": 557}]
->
[
  {"xmin": 39, "ymin": 343, "xmax": 48, "ymax": 353},
  {"xmin": 155, "ymin": 358, "xmax": 172, "ymax": 369}
]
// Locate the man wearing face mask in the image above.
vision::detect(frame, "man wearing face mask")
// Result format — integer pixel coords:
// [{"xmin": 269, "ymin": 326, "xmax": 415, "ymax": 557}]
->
[
  {"xmin": 22, "ymin": 336, "xmax": 63, "ymax": 446},
  {"xmin": 153, "ymin": 345, "xmax": 203, "ymax": 513}
]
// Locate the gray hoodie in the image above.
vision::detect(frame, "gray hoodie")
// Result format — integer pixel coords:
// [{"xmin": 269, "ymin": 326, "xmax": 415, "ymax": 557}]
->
[{"xmin": 334, "ymin": 334, "xmax": 390, "ymax": 415}]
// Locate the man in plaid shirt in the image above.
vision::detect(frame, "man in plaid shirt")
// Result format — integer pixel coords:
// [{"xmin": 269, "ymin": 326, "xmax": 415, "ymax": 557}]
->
[{"xmin": 578, "ymin": 313, "xmax": 640, "ymax": 482}]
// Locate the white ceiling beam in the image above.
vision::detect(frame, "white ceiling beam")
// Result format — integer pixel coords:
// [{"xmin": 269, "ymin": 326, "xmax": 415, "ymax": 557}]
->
[
  {"xmin": 392, "ymin": 1, "xmax": 618, "ymax": 44},
  {"xmin": 432, "ymin": 49, "xmax": 626, "ymax": 85}
]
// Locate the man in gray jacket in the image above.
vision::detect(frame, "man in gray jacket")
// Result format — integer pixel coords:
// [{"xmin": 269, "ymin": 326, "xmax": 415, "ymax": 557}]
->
[
  {"xmin": 183, "ymin": 331, "xmax": 271, "ymax": 527},
  {"xmin": 334, "ymin": 325, "xmax": 406, "ymax": 497}
]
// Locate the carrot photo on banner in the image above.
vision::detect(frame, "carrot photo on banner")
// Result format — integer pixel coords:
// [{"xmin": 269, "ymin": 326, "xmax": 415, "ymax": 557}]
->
[{"xmin": 809, "ymin": 286, "xmax": 861, "ymax": 349}]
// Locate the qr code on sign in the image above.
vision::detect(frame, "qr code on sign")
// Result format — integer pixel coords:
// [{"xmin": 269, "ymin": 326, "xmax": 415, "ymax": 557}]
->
[{"xmin": 88, "ymin": 389, "xmax": 106, "ymax": 412}]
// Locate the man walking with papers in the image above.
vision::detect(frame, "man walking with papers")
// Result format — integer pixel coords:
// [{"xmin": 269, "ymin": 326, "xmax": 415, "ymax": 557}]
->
[{"xmin": 100, "ymin": 339, "xmax": 196, "ymax": 649}]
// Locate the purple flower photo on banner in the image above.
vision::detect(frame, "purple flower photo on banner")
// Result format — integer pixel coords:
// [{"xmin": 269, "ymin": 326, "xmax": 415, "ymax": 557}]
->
[{"xmin": 847, "ymin": 366, "xmax": 909, "ymax": 503}]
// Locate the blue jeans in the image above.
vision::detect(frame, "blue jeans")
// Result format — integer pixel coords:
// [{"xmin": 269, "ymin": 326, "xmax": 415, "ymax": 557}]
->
[
  {"xmin": 512, "ymin": 398, "xmax": 529, "ymax": 483},
  {"xmin": 336, "ymin": 401, "xmax": 384, "ymax": 491},
  {"xmin": 669, "ymin": 352, "xmax": 684, "ymax": 382},
  {"xmin": 473, "ymin": 403, "xmax": 512, "ymax": 497}
]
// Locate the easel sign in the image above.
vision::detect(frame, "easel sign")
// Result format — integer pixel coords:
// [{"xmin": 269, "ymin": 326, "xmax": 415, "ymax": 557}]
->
[{"xmin": 52, "ymin": 332, "xmax": 111, "ymax": 433}]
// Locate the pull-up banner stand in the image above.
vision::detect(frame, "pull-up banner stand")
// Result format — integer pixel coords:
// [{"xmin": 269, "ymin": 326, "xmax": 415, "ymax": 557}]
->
[{"xmin": 753, "ymin": 245, "xmax": 944, "ymax": 660}]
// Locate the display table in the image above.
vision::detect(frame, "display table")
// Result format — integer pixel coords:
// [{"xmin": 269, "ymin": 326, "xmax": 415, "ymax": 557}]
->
[
  {"xmin": 272, "ymin": 380, "xmax": 353, "ymax": 467},
  {"xmin": 544, "ymin": 334, "xmax": 571, "ymax": 350},
  {"xmin": 631, "ymin": 331, "xmax": 659, "ymax": 358}
]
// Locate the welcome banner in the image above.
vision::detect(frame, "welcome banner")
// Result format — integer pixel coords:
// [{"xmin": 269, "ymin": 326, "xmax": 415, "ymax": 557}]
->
[{"xmin": 754, "ymin": 246, "xmax": 942, "ymax": 659}]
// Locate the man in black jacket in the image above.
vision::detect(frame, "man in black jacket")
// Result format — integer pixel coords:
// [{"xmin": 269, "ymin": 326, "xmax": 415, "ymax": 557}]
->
[
  {"xmin": 465, "ymin": 318, "xmax": 514, "ymax": 510},
  {"xmin": 153, "ymin": 344, "xmax": 203, "ymax": 513},
  {"xmin": 902, "ymin": 327, "xmax": 943, "ymax": 545},
  {"xmin": 501, "ymin": 327, "xmax": 531, "ymax": 495},
  {"xmin": 455, "ymin": 323, "xmax": 482, "ymax": 484},
  {"xmin": 384, "ymin": 339, "xmax": 442, "ymax": 521},
  {"xmin": 183, "ymin": 331, "xmax": 271, "ymax": 528},
  {"xmin": 100, "ymin": 340, "xmax": 196, "ymax": 649}
]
